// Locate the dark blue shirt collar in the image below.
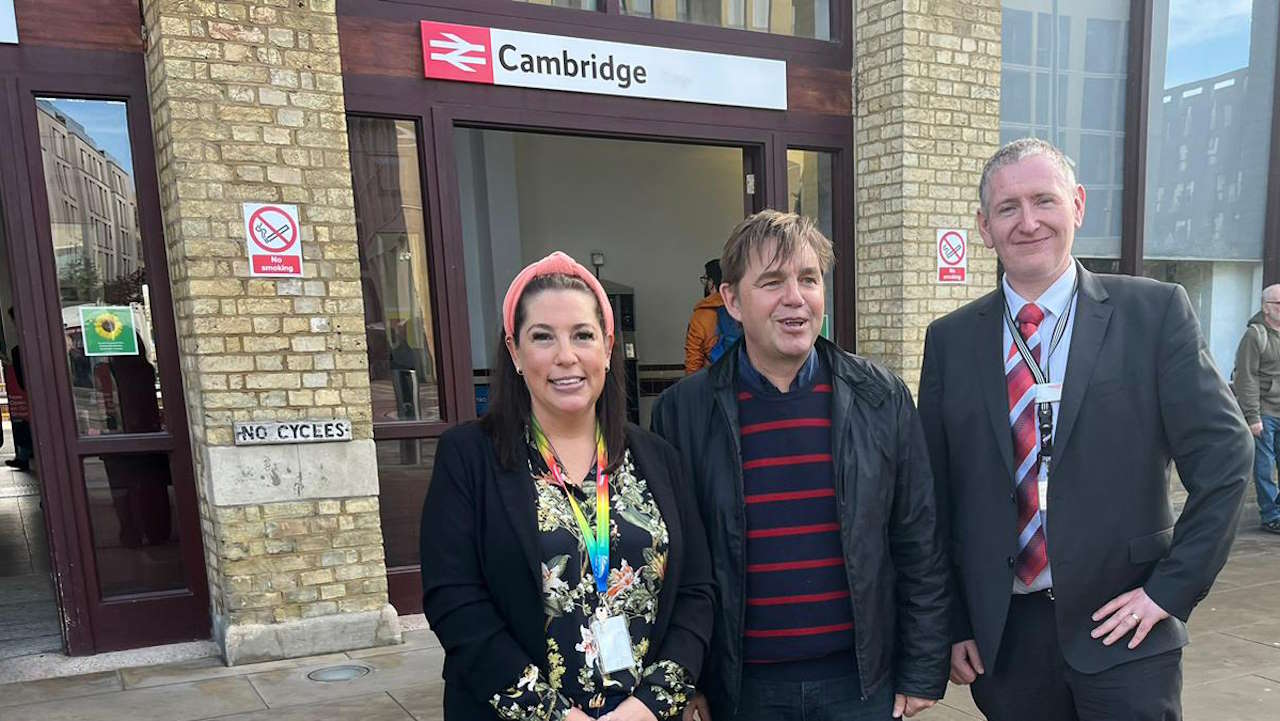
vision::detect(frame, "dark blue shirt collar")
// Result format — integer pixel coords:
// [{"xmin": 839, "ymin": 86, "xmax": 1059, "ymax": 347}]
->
[{"xmin": 736, "ymin": 344, "xmax": 820, "ymax": 395}]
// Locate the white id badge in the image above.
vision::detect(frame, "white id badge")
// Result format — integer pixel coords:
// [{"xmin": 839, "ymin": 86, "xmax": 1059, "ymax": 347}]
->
[
  {"xmin": 1038, "ymin": 458, "xmax": 1050, "ymax": 511},
  {"xmin": 1033, "ymin": 382, "xmax": 1063, "ymax": 404},
  {"xmin": 592, "ymin": 614, "xmax": 636, "ymax": 675}
]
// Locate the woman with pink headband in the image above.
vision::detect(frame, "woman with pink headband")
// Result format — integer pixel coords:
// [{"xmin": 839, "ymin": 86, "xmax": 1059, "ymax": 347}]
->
[{"xmin": 420, "ymin": 251, "xmax": 714, "ymax": 721}]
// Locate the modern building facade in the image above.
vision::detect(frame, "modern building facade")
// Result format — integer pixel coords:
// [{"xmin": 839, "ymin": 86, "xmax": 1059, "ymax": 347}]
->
[{"xmin": 0, "ymin": 0, "xmax": 1272, "ymax": 665}]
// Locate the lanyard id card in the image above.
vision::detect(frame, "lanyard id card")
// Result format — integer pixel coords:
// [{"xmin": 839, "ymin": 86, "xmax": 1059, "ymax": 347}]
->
[
  {"xmin": 592, "ymin": 612, "xmax": 637, "ymax": 675},
  {"xmin": 530, "ymin": 418, "xmax": 636, "ymax": 675},
  {"xmin": 1005, "ymin": 277, "xmax": 1078, "ymax": 515}
]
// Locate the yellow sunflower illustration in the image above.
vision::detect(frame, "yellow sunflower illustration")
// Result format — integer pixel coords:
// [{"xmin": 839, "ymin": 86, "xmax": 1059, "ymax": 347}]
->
[{"xmin": 92, "ymin": 311, "xmax": 125, "ymax": 341}]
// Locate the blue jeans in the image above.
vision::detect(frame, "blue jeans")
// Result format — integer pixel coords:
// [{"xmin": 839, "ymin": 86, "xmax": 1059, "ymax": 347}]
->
[
  {"xmin": 1254, "ymin": 415, "xmax": 1280, "ymax": 523},
  {"xmin": 726, "ymin": 675, "xmax": 894, "ymax": 721}
]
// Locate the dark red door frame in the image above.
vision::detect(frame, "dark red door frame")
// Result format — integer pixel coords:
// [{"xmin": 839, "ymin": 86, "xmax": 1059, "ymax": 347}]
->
[
  {"xmin": 0, "ymin": 76, "xmax": 92, "ymax": 653},
  {"xmin": 0, "ymin": 45, "xmax": 209, "ymax": 654}
]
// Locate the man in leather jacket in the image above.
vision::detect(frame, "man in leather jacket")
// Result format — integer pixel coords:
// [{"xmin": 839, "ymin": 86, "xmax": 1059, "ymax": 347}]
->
[{"xmin": 652, "ymin": 210, "xmax": 949, "ymax": 721}]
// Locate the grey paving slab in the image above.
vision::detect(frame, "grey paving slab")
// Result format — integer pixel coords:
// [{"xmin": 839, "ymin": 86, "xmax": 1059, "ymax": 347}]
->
[
  {"xmin": 0, "ymin": 670, "xmax": 121, "ymax": 709},
  {"xmin": 388, "ymin": 683, "xmax": 446, "ymax": 721},
  {"xmin": 198, "ymin": 691, "xmax": 414, "ymax": 721},
  {"xmin": 120, "ymin": 652, "xmax": 351, "ymax": 689},
  {"xmin": 1221, "ymin": 618, "xmax": 1280, "ymax": 649},
  {"xmin": 346, "ymin": 628, "xmax": 441, "ymax": 659},
  {"xmin": 1183, "ymin": 631, "xmax": 1280, "ymax": 688},
  {"xmin": 1189, "ymin": 600, "xmax": 1280, "ymax": 633},
  {"xmin": 1182, "ymin": 673, "xmax": 1280, "ymax": 721},
  {"xmin": 247, "ymin": 647, "xmax": 444, "ymax": 708},
  {"xmin": 1209, "ymin": 553, "xmax": 1280, "ymax": 591},
  {"xmin": 0, "ymin": 676, "xmax": 265, "ymax": 721}
]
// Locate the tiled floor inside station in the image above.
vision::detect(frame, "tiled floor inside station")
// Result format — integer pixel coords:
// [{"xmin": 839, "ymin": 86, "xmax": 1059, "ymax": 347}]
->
[{"xmin": 0, "ymin": 421, "xmax": 59, "ymax": 664}]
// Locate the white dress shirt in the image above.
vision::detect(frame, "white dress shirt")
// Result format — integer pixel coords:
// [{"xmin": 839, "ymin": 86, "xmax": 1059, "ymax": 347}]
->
[{"xmin": 1002, "ymin": 261, "xmax": 1079, "ymax": 593}]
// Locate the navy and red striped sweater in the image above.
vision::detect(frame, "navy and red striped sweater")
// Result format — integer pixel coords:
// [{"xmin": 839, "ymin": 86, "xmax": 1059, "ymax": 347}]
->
[{"xmin": 737, "ymin": 351, "xmax": 856, "ymax": 669}]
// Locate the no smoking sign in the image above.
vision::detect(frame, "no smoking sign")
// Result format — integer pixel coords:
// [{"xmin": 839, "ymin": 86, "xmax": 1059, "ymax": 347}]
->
[
  {"xmin": 936, "ymin": 229, "xmax": 967, "ymax": 284},
  {"xmin": 244, "ymin": 203, "xmax": 303, "ymax": 277}
]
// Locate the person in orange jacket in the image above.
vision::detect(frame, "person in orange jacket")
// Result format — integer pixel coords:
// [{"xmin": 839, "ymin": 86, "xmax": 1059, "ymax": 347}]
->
[{"xmin": 684, "ymin": 259, "xmax": 741, "ymax": 375}]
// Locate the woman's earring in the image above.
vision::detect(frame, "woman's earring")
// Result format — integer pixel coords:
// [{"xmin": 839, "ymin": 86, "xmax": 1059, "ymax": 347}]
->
[{"xmin": 516, "ymin": 366, "xmax": 524, "ymax": 376}]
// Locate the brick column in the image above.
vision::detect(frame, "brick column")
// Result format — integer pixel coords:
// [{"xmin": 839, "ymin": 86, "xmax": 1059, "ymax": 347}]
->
[
  {"xmin": 854, "ymin": 0, "xmax": 1002, "ymax": 390},
  {"xmin": 142, "ymin": 0, "xmax": 399, "ymax": 663}
]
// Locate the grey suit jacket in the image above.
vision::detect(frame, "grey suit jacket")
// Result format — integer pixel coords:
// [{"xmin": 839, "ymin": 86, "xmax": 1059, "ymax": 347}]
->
[{"xmin": 918, "ymin": 264, "xmax": 1251, "ymax": 673}]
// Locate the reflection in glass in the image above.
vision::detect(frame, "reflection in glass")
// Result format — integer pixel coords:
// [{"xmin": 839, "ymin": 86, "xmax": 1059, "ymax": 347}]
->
[
  {"xmin": 84, "ymin": 454, "xmax": 184, "ymax": 597},
  {"xmin": 787, "ymin": 149, "xmax": 836, "ymax": 340},
  {"xmin": 1142, "ymin": 0, "xmax": 1276, "ymax": 374},
  {"xmin": 998, "ymin": 2, "xmax": 1128, "ymax": 259},
  {"xmin": 37, "ymin": 98, "xmax": 164, "ymax": 437},
  {"xmin": 513, "ymin": 0, "xmax": 598, "ymax": 8},
  {"xmin": 348, "ymin": 118, "xmax": 443, "ymax": 424},
  {"xmin": 624, "ymin": 0, "xmax": 832, "ymax": 40},
  {"xmin": 376, "ymin": 439, "xmax": 438, "ymax": 568}
]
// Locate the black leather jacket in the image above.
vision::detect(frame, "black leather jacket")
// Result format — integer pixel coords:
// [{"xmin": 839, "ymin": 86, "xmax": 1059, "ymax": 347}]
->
[{"xmin": 651, "ymin": 338, "xmax": 950, "ymax": 714}]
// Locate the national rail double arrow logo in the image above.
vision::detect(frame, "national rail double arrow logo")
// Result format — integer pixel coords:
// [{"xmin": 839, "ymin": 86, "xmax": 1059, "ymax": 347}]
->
[
  {"xmin": 422, "ymin": 22, "xmax": 496, "ymax": 84},
  {"xmin": 429, "ymin": 32, "xmax": 487, "ymax": 73}
]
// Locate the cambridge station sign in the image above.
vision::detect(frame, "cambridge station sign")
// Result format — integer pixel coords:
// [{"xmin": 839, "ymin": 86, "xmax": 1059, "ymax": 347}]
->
[{"xmin": 420, "ymin": 20, "xmax": 788, "ymax": 111}]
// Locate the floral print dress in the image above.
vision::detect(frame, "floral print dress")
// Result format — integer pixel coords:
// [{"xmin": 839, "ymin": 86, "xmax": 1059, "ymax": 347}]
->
[{"xmin": 488, "ymin": 441, "xmax": 694, "ymax": 721}]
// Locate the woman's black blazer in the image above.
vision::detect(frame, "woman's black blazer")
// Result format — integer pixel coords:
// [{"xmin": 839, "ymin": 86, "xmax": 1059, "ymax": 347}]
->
[{"xmin": 419, "ymin": 421, "xmax": 715, "ymax": 720}]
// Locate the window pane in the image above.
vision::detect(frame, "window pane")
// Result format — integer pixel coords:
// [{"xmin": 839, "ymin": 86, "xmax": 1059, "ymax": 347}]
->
[
  {"xmin": 348, "ymin": 118, "xmax": 443, "ymax": 424},
  {"xmin": 629, "ymin": 0, "xmax": 832, "ymax": 41},
  {"xmin": 83, "ymin": 454, "xmax": 184, "ymax": 597},
  {"xmin": 1143, "ymin": 0, "xmax": 1275, "ymax": 373},
  {"xmin": 36, "ymin": 98, "xmax": 165, "ymax": 437},
  {"xmin": 998, "ymin": 2, "xmax": 1129, "ymax": 259},
  {"xmin": 376, "ymin": 438, "xmax": 438, "ymax": 568},
  {"xmin": 513, "ymin": 0, "xmax": 599, "ymax": 9},
  {"xmin": 787, "ymin": 149, "xmax": 836, "ymax": 340}
]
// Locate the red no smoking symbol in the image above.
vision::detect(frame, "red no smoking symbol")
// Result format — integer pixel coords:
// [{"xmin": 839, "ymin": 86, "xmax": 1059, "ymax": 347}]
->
[
  {"xmin": 938, "ymin": 231, "xmax": 965, "ymax": 266},
  {"xmin": 248, "ymin": 206, "xmax": 298, "ymax": 254}
]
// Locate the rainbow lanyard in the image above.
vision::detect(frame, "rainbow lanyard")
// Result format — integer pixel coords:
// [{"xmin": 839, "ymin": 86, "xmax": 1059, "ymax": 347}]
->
[{"xmin": 530, "ymin": 418, "xmax": 611, "ymax": 595}]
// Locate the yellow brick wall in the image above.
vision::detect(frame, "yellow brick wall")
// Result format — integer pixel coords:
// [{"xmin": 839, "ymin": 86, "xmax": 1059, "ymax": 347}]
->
[
  {"xmin": 855, "ymin": 0, "xmax": 1003, "ymax": 391},
  {"xmin": 142, "ymin": 0, "xmax": 391, "ymax": 647}
]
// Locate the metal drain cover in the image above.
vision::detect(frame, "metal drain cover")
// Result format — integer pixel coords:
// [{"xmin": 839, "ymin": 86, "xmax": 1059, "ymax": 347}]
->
[{"xmin": 307, "ymin": 664, "xmax": 372, "ymax": 682}]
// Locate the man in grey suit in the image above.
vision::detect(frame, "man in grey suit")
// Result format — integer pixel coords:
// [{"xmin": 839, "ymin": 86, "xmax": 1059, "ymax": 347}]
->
[{"xmin": 918, "ymin": 138, "xmax": 1251, "ymax": 720}]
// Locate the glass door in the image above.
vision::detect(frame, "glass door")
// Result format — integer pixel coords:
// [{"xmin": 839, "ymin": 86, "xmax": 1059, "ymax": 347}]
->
[{"xmin": 11, "ymin": 83, "xmax": 208, "ymax": 653}]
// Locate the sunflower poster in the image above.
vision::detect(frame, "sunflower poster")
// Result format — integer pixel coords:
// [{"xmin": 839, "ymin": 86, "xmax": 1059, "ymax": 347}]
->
[{"xmin": 80, "ymin": 306, "xmax": 139, "ymax": 356}]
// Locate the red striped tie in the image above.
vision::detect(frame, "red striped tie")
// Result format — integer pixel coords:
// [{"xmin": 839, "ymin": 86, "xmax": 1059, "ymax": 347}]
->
[{"xmin": 1008, "ymin": 303, "xmax": 1048, "ymax": 585}]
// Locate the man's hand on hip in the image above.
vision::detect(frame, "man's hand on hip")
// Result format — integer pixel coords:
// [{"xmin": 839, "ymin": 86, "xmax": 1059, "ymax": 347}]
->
[
  {"xmin": 893, "ymin": 694, "xmax": 936, "ymax": 718},
  {"xmin": 1252, "ymin": 421, "xmax": 1264, "ymax": 437},
  {"xmin": 1091, "ymin": 587, "xmax": 1171, "ymax": 649},
  {"xmin": 949, "ymin": 640, "xmax": 985, "ymax": 684}
]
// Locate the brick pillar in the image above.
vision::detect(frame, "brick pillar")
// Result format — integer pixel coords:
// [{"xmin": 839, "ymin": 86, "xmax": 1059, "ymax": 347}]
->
[
  {"xmin": 142, "ymin": 0, "xmax": 399, "ymax": 663},
  {"xmin": 854, "ymin": 0, "xmax": 1002, "ymax": 390}
]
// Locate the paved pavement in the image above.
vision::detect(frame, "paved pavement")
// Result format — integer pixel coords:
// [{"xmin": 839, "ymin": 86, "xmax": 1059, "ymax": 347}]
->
[{"xmin": 1, "ymin": 522, "xmax": 1278, "ymax": 720}]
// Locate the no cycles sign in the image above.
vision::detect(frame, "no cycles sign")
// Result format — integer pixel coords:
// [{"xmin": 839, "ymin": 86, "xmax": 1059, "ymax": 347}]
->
[
  {"xmin": 937, "ymin": 229, "xmax": 967, "ymax": 284},
  {"xmin": 244, "ymin": 203, "xmax": 302, "ymax": 277}
]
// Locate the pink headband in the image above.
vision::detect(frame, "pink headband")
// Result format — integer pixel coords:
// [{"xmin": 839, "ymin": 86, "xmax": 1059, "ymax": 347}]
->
[{"xmin": 502, "ymin": 251, "xmax": 614, "ymax": 340}]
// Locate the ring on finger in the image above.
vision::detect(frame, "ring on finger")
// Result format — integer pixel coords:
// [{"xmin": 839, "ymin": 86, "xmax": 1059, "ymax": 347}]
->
[{"xmin": 1129, "ymin": 612, "xmax": 1140, "ymax": 623}]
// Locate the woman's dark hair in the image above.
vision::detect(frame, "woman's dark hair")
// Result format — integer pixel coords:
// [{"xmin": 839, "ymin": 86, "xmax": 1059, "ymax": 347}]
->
[{"xmin": 481, "ymin": 273, "xmax": 628, "ymax": 472}]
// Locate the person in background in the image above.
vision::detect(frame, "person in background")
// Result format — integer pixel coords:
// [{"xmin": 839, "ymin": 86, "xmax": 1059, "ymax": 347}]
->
[
  {"xmin": 1232, "ymin": 283, "xmax": 1280, "ymax": 534},
  {"xmin": 420, "ymin": 251, "xmax": 714, "ymax": 721},
  {"xmin": 684, "ymin": 259, "xmax": 740, "ymax": 375},
  {"xmin": 3, "ymin": 307, "xmax": 31, "ymax": 471},
  {"xmin": 920, "ymin": 138, "xmax": 1250, "ymax": 721},
  {"xmin": 654, "ymin": 211, "xmax": 948, "ymax": 721}
]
